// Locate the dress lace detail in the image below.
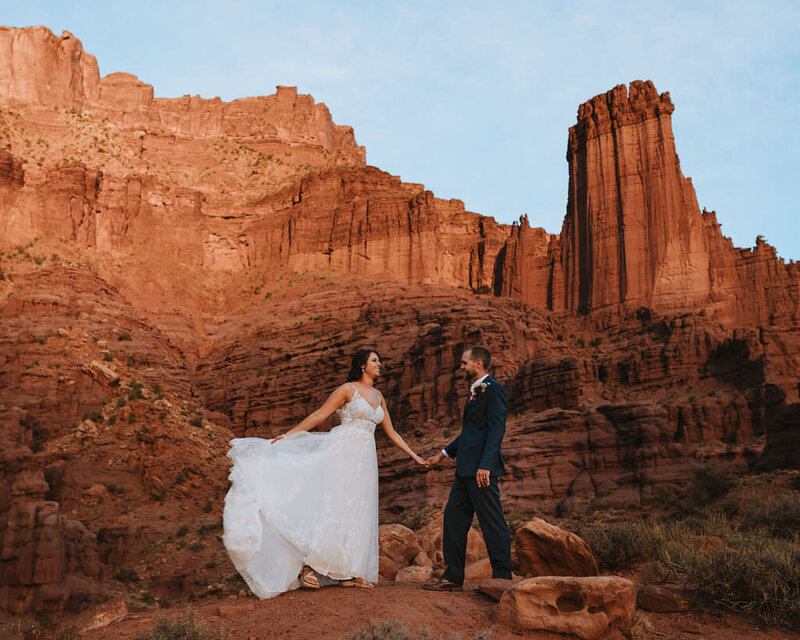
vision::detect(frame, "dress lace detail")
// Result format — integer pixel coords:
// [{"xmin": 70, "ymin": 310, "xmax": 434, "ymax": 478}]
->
[{"xmin": 222, "ymin": 388, "xmax": 382, "ymax": 599}]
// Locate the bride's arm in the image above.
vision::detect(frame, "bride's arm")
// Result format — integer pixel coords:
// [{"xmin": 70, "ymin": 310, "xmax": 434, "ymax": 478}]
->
[
  {"xmin": 378, "ymin": 394, "xmax": 425, "ymax": 465},
  {"xmin": 272, "ymin": 384, "xmax": 351, "ymax": 442}
]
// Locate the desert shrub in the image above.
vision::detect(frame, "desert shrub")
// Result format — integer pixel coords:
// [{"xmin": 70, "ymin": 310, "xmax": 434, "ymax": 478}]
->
[
  {"xmin": 505, "ymin": 508, "xmax": 532, "ymax": 535},
  {"xmin": 739, "ymin": 494, "xmax": 800, "ymax": 539},
  {"xmin": 102, "ymin": 351, "xmax": 113, "ymax": 362},
  {"xmin": 577, "ymin": 522, "xmax": 649, "ymax": 570},
  {"xmin": 81, "ymin": 409, "xmax": 103, "ymax": 423},
  {"xmin": 105, "ymin": 483, "xmax": 125, "ymax": 496},
  {"xmin": 118, "ymin": 331, "xmax": 132, "ymax": 341},
  {"xmin": 189, "ymin": 414, "xmax": 203, "ymax": 427},
  {"xmin": 112, "ymin": 567, "xmax": 140, "ymax": 584},
  {"xmin": 134, "ymin": 611, "xmax": 228, "ymax": 640},
  {"xmin": 31, "ymin": 623, "xmax": 80, "ymax": 639},
  {"xmin": 687, "ymin": 534, "xmax": 800, "ymax": 628},
  {"xmin": 691, "ymin": 465, "xmax": 735, "ymax": 505},
  {"xmin": 343, "ymin": 621, "xmax": 433, "ymax": 640},
  {"xmin": 392, "ymin": 505, "xmax": 436, "ymax": 531},
  {"xmin": 176, "ymin": 525, "xmax": 190, "ymax": 537},
  {"xmin": 640, "ymin": 517, "xmax": 800, "ymax": 627},
  {"xmin": 128, "ymin": 380, "xmax": 145, "ymax": 400}
]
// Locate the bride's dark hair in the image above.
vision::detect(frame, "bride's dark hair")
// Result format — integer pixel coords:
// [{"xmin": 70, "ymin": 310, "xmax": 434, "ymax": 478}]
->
[{"xmin": 347, "ymin": 348, "xmax": 379, "ymax": 382}]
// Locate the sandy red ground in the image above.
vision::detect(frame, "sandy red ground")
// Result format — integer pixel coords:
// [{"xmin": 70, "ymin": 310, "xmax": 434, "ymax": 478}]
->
[{"xmin": 63, "ymin": 582, "xmax": 798, "ymax": 640}]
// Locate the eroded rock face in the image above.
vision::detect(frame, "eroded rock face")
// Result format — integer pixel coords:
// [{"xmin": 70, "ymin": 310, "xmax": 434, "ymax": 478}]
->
[
  {"xmin": 494, "ymin": 576, "xmax": 636, "ymax": 640},
  {"xmin": 0, "ymin": 408, "xmax": 109, "ymax": 614}
]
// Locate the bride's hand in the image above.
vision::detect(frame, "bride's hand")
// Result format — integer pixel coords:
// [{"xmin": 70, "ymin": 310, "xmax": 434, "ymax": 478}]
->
[
  {"xmin": 271, "ymin": 433, "xmax": 286, "ymax": 444},
  {"xmin": 412, "ymin": 453, "xmax": 427, "ymax": 467}
]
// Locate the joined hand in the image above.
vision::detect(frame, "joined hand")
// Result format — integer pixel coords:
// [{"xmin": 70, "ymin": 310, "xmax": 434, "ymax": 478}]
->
[{"xmin": 425, "ymin": 451, "xmax": 445, "ymax": 468}]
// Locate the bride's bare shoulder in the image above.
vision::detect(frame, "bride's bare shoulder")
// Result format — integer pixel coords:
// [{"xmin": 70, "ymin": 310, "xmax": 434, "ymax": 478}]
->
[{"xmin": 332, "ymin": 383, "xmax": 356, "ymax": 401}]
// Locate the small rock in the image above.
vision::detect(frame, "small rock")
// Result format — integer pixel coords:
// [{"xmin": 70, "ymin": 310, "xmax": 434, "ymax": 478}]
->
[
  {"xmin": 636, "ymin": 584, "xmax": 688, "ymax": 612},
  {"xmin": 394, "ymin": 565, "xmax": 434, "ymax": 583},
  {"xmin": 84, "ymin": 484, "xmax": 108, "ymax": 497},
  {"xmin": 412, "ymin": 551, "xmax": 434, "ymax": 567},
  {"xmin": 82, "ymin": 360, "xmax": 120, "ymax": 386}
]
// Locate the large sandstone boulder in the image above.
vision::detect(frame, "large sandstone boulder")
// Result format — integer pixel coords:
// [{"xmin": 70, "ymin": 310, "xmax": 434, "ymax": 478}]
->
[
  {"xmin": 495, "ymin": 576, "xmax": 636, "ymax": 640},
  {"xmin": 378, "ymin": 524, "xmax": 421, "ymax": 567},
  {"xmin": 515, "ymin": 518, "xmax": 598, "ymax": 577},
  {"xmin": 416, "ymin": 514, "xmax": 486, "ymax": 566}
]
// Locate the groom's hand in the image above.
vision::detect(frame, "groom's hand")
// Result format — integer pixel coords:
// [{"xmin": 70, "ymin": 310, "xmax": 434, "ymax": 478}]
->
[
  {"xmin": 426, "ymin": 451, "xmax": 445, "ymax": 468},
  {"xmin": 476, "ymin": 468, "xmax": 491, "ymax": 488}
]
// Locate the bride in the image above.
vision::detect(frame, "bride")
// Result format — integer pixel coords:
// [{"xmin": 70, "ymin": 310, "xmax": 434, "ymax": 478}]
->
[{"xmin": 222, "ymin": 349, "xmax": 426, "ymax": 597}]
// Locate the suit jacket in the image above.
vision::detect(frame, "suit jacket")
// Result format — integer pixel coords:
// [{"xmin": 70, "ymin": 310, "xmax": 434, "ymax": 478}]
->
[{"xmin": 444, "ymin": 376, "xmax": 507, "ymax": 477}]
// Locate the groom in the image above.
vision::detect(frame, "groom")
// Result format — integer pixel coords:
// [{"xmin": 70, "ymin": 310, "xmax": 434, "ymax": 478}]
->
[{"xmin": 422, "ymin": 346, "xmax": 512, "ymax": 591}]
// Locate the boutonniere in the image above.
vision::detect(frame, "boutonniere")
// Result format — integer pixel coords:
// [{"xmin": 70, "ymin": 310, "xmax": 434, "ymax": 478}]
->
[{"xmin": 470, "ymin": 381, "xmax": 490, "ymax": 401}]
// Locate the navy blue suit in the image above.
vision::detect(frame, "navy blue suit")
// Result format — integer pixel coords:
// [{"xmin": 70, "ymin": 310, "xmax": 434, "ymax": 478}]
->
[{"xmin": 441, "ymin": 376, "xmax": 512, "ymax": 584}]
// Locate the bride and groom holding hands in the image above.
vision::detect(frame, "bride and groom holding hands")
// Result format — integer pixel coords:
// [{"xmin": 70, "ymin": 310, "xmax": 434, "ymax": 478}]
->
[{"xmin": 222, "ymin": 345, "xmax": 512, "ymax": 598}]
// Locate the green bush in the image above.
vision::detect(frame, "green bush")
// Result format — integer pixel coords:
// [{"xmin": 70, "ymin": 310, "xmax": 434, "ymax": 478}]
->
[
  {"xmin": 176, "ymin": 525, "xmax": 190, "ymax": 537},
  {"xmin": 638, "ymin": 517, "xmax": 800, "ymax": 628},
  {"xmin": 740, "ymin": 494, "xmax": 800, "ymax": 539},
  {"xmin": 112, "ymin": 567, "xmax": 140, "ymax": 584},
  {"xmin": 691, "ymin": 465, "xmax": 735, "ymax": 505},
  {"xmin": 102, "ymin": 351, "xmax": 113, "ymax": 362},
  {"xmin": 118, "ymin": 331, "xmax": 132, "ymax": 341},
  {"xmin": 81, "ymin": 409, "xmax": 103, "ymax": 423},
  {"xmin": 128, "ymin": 380, "xmax": 145, "ymax": 400},
  {"xmin": 688, "ymin": 535, "xmax": 800, "ymax": 628},
  {"xmin": 134, "ymin": 611, "xmax": 228, "ymax": 640},
  {"xmin": 577, "ymin": 522, "xmax": 649, "ymax": 570}
]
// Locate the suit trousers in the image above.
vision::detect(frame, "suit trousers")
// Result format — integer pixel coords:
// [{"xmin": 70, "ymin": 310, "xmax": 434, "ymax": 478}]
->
[{"xmin": 441, "ymin": 475, "xmax": 512, "ymax": 584}]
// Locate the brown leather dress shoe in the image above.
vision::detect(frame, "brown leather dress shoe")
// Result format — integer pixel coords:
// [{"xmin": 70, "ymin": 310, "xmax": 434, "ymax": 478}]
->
[{"xmin": 421, "ymin": 578, "xmax": 462, "ymax": 592}]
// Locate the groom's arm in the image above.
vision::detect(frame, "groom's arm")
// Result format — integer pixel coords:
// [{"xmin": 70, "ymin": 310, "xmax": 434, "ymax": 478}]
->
[
  {"xmin": 478, "ymin": 383, "xmax": 507, "ymax": 472},
  {"xmin": 443, "ymin": 435, "xmax": 459, "ymax": 459}
]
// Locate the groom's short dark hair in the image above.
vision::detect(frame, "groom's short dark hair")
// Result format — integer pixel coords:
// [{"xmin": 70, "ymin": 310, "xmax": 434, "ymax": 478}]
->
[{"xmin": 467, "ymin": 345, "xmax": 491, "ymax": 369}]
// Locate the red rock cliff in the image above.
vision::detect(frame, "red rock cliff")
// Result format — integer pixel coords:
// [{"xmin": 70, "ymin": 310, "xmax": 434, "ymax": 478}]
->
[{"xmin": 495, "ymin": 81, "xmax": 800, "ymax": 325}]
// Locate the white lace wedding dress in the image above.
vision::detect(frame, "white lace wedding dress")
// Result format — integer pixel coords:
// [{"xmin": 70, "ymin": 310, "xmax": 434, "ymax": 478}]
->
[{"xmin": 222, "ymin": 388, "xmax": 382, "ymax": 598}]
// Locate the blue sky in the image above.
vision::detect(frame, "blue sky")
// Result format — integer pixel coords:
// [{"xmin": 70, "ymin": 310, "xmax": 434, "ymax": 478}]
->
[{"xmin": 3, "ymin": 1, "xmax": 798, "ymax": 259}]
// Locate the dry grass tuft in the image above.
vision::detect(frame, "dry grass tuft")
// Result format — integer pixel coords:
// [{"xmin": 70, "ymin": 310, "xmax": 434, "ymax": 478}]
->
[{"xmin": 134, "ymin": 611, "xmax": 228, "ymax": 640}]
